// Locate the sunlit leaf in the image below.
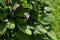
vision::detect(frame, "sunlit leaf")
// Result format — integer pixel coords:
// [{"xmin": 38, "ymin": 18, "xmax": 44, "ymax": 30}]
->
[
  {"xmin": 36, "ymin": 25, "xmax": 47, "ymax": 33},
  {"xmin": 19, "ymin": 25, "xmax": 32, "ymax": 35},
  {"xmin": 7, "ymin": 20, "xmax": 15, "ymax": 29},
  {"xmin": 47, "ymin": 30, "xmax": 58, "ymax": 40},
  {"xmin": 41, "ymin": 16, "xmax": 51, "ymax": 25}
]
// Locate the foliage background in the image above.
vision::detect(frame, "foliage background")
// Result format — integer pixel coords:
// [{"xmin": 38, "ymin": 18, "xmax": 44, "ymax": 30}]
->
[
  {"xmin": 0, "ymin": 0, "xmax": 60, "ymax": 40},
  {"xmin": 47, "ymin": 0, "xmax": 60, "ymax": 40}
]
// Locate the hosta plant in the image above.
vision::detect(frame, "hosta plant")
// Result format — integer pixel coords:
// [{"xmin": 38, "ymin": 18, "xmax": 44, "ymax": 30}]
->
[{"xmin": 0, "ymin": 0, "xmax": 58, "ymax": 40}]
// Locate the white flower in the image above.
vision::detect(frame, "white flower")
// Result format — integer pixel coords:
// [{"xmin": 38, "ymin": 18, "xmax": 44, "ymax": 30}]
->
[
  {"xmin": 13, "ymin": 3, "xmax": 20, "ymax": 10},
  {"xmin": 24, "ymin": 12, "xmax": 30, "ymax": 20}
]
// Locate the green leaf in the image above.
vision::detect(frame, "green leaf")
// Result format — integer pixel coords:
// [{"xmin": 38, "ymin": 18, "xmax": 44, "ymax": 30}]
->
[
  {"xmin": 36, "ymin": 25, "xmax": 47, "ymax": 33},
  {"xmin": 16, "ymin": 30, "xmax": 30, "ymax": 40},
  {"xmin": 0, "ymin": 22, "xmax": 7, "ymax": 35},
  {"xmin": 21, "ymin": 0, "xmax": 32, "ymax": 8},
  {"xmin": 30, "ymin": 34, "xmax": 45, "ymax": 40},
  {"xmin": 33, "ymin": 29, "xmax": 41, "ymax": 35},
  {"xmin": 7, "ymin": 20, "xmax": 15, "ymax": 29},
  {"xmin": 15, "ymin": 18, "xmax": 25, "ymax": 25},
  {"xmin": 15, "ymin": 8, "xmax": 28, "ymax": 17},
  {"xmin": 37, "ymin": 14, "xmax": 41, "ymax": 22},
  {"xmin": 44, "ymin": 7, "xmax": 52, "ymax": 13},
  {"xmin": 47, "ymin": 30, "xmax": 58, "ymax": 40},
  {"xmin": 29, "ymin": 10, "xmax": 38, "ymax": 20},
  {"xmin": 21, "ymin": 0, "xmax": 27, "ymax": 3},
  {"xmin": 0, "ymin": 10, "xmax": 7, "ymax": 19},
  {"xmin": 0, "ymin": 27, "xmax": 7, "ymax": 35},
  {"xmin": 19, "ymin": 25, "xmax": 32, "ymax": 35},
  {"xmin": 41, "ymin": 16, "xmax": 51, "ymax": 25},
  {"xmin": 21, "ymin": 3, "xmax": 32, "ymax": 8},
  {"xmin": 45, "ymin": 2, "xmax": 52, "ymax": 6}
]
